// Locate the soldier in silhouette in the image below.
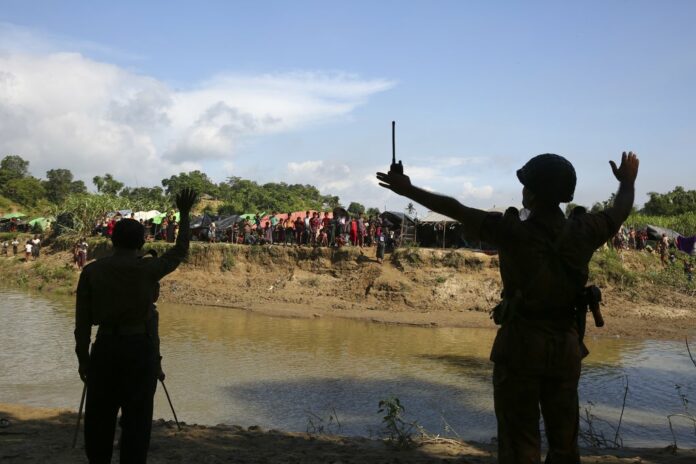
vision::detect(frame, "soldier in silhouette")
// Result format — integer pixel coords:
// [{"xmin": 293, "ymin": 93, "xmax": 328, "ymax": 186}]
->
[
  {"xmin": 75, "ymin": 188, "xmax": 197, "ymax": 464},
  {"xmin": 378, "ymin": 152, "xmax": 639, "ymax": 463}
]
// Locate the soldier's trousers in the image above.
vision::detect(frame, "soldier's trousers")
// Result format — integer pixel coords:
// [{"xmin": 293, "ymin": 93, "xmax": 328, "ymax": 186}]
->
[
  {"xmin": 85, "ymin": 333, "xmax": 158, "ymax": 464},
  {"xmin": 493, "ymin": 364, "xmax": 581, "ymax": 464}
]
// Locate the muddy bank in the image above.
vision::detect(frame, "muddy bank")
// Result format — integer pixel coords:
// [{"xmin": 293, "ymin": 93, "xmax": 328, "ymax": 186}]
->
[
  {"xmin": 1, "ymin": 240, "xmax": 695, "ymax": 339},
  {"xmin": 2, "ymin": 403, "xmax": 694, "ymax": 463}
]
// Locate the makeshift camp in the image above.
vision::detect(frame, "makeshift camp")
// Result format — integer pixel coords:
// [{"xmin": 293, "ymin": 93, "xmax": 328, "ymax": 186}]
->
[
  {"xmin": 190, "ymin": 213, "xmax": 215, "ymax": 229},
  {"xmin": 419, "ymin": 211, "xmax": 459, "ymax": 248},
  {"xmin": 646, "ymin": 225, "xmax": 682, "ymax": 241},
  {"xmin": 379, "ymin": 211, "xmax": 415, "ymax": 228},
  {"xmin": 213, "ymin": 215, "xmax": 242, "ymax": 230}
]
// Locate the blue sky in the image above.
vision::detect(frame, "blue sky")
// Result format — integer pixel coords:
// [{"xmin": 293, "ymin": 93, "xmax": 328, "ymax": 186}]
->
[{"xmin": 1, "ymin": 1, "xmax": 694, "ymax": 212}]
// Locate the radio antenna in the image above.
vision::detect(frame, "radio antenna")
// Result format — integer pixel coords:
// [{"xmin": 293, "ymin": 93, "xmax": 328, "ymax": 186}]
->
[{"xmin": 392, "ymin": 121, "xmax": 396, "ymax": 165}]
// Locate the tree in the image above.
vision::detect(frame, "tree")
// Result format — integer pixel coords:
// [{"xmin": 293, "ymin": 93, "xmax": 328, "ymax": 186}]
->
[
  {"xmin": 642, "ymin": 186, "xmax": 696, "ymax": 216},
  {"xmin": 347, "ymin": 202, "xmax": 365, "ymax": 216},
  {"xmin": 4, "ymin": 177, "xmax": 45, "ymax": 206},
  {"xmin": 93, "ymin": 174, "xmax": 124, "ymax": 195},
  {"xmin": 366, "ymin": 207, "xmax": 381, "ymax": 218},
  {"xmin": 119, "ymin": 186, "xmax": 167, "ymax": 211},
  {"xmin": 44, "ymin": 168, "xmax": 86, "ymax": 204},
  {"xmin": 161, "ymin": 171, "xmax": 218, "ymax": 197},
  {"xmin": 0, "ymin": 155, "xmax": 29, "ymax": 179}
]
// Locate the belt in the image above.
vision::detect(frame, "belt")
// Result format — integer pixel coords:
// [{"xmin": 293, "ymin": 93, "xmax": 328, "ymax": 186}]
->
[
  {"xmin": 517, "ymin": 306, "xmax": 575, "ymax": 321},
  {"xmin": 97, "ymin": 324, "xmax": 147, "ymax": 336}
]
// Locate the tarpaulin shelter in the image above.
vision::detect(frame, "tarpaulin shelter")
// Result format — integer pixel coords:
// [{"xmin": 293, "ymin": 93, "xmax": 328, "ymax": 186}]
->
[
  {"xmin": 676, "ymin": 236, "xmax": 696, "ymax": 255},
  {"xmin": 28, "ymin": 217, "xmax": 52, "ymax": 230},
  {"xmin": 420, "ymin": 211, "xmax": 457, "ymax": 224},
  {"xmin": 2, "ymin": 212, "xmax": 26, "ymax": 220},
  {"xmin": 646, "ymin": 225, "xmax": 682, "ymax": 241},
  {"xmin": 419, "ymin": 211, "xmax": 458, "ymax": 248},
  {"xmin": 152, "ymin": 212, "xmax": 180, "ymax": 225},
  {"xmin": 190, "ymin": 213, "xmax": 215, "ymax": 229},
  {"xmin": 379, "ymin": 211, "xmax": 415, "ymax": 228},
  {"xmin": 133, "ymin": 210, "xmax": 161, "ymax": 221},
  {"xmin": 214, "ymin": 215, "xmax": 242, "ymax": 230},
  {"xmin": 240, "ymin": 213, "xmax": 266, "ymax": 221}
]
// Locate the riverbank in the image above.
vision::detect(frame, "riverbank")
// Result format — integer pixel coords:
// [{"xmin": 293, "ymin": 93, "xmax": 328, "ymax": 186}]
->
[
  {"xmin": 1, "ymin": 238, "xmax": 694, "ymax": 339},
  {"xmin": 1, "ymin": 403, "xmax": 694, "ymax": 463}
]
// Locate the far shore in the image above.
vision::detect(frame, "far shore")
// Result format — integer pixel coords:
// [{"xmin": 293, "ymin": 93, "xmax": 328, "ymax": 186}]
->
[{"xmin": 1, "ymin": 241, "xmax": 695, "ymax": 340}]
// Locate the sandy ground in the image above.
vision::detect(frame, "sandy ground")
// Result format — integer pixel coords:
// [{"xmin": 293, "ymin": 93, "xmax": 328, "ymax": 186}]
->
[{"xmin": 1, "ymin": 403, "xmax": 694, "ymax": 464}]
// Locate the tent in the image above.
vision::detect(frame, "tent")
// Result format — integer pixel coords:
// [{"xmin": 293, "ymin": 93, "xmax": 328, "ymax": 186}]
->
[
  {"xmin": 380, "ymin": 211, "xmax": 415, "ymax": 228},
  {"xmin": 152, "ymin": 212, "xmax": 180, "ymax": 225},
  {"xmin": 133, "ymin": 210, "xmax": 161, "ymax": 221},
  {"xmin": 190, "ymin": 213, "xmax": 215, "ymax": 229},
  {"xmin": 420, "ymin": 211, "xmax": 457, "ymax": 223},
  {"xmin": 214, "ymin": 215, "xmax": 242, "ymax": 230},
  {"xmin": 28, "ymin": 217, "xmax": 52, "ymax": 230},
  {"xmin": 646, "ymin": 225, "xmax": 681, "ymax": 241}
]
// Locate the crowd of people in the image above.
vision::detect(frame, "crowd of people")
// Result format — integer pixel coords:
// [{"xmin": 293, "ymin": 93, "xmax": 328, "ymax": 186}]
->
[
  {"xmin": 94, "ymin": 210, "xmax": 397, "ymax": 263},
  {"xmin": 1, "ymin": 234, "xmax": 41, "ymax": 261},
  {"xmin": 610, "ymin": 225, "xmax": 694, "ymax": 281}
]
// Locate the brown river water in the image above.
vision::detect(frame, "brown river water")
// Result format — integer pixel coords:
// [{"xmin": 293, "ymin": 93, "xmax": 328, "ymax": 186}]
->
[{"xmin": 1, "ymin": 289, "xmax": 695, "ymax": 447}]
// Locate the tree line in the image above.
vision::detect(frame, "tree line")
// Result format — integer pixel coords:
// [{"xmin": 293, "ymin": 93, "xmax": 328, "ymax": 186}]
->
[{"xmin": 1, "ymin": 154, "xmax": 693, "ymax": 219}]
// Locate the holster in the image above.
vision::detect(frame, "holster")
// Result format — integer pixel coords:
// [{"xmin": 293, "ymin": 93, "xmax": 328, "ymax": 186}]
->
[{"xmin": 575, "ymin": 285, "xmax": 604, "ymax": 345}]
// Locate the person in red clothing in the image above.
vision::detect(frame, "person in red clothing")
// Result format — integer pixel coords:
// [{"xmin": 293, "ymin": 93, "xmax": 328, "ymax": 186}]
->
[{"xmin": 349, "ymin": 217, "xmax": 359, "ymax": 246}]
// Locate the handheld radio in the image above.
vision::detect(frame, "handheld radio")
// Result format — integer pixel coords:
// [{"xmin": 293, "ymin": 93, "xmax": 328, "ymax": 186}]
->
[{"xmin": 390, "ymin": 121, "xmax": 404, "ymax": 175}]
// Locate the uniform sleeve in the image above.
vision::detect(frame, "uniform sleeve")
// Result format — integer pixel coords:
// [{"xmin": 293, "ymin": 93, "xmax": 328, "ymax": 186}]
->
[
  {"xmin": 577, "ymin": 211, "xmax": 619, "ymax": 249},
  {"xmin": 457, "ymin": 209, "xmax": 503, "ymax": 245},
  {"xmin": 147, "ymin": 240, "xmax": 189, "ymax": 280},
  {"xmin": 74, "ymin": 270, "xmax": 93, "ymax": 365}
]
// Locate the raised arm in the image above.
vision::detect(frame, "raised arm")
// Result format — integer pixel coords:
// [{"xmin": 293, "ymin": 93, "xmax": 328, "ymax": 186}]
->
[
  {"xmin": 605, "ymin": 152, "xmax": 639, "ymax": 226},
  {"xmin": 376, "ymin": 170, "xmax": 488, "ymax": 233},
  {"xmin": 150, "ymin": 188, "xmax": 198, "ymax": 280}
]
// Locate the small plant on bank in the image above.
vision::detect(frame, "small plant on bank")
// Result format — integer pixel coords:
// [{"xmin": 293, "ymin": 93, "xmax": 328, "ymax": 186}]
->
[
  {"xmin": 378, "ymin": 397, "xmax": 418, "ymax": 449},
  {"xmin": 304, "ymin": 407, "xmax": 342, "ymax": 436},
  {"xmin": 666, "ymin": 337, "xmax": 696, "ymax": 451},
  {"xmin": 579, "ymin": 376, "xmax": 628, "ymax": 449}
]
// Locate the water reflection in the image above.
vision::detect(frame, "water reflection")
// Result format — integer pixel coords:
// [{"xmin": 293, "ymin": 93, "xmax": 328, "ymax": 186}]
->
[{"xmin": 0, "ymin": 290, "xmax": 694, "ymax": 447}]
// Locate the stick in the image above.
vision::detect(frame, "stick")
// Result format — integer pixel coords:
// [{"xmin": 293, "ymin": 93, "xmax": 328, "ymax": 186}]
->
[
  {"xmin": 160, "ymin": 380, "xmax": 182, "ymax": 431},
  {"xmin": 72, "ymin": 383, "xmax": 87, "ymax": 448}
]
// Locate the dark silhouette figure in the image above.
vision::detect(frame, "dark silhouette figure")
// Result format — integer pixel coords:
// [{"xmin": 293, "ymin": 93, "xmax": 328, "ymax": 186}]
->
[
  {"xmin": 74, "ymin": 188, "xmax": 197, "ymax": 464},
  {"xmin": 377, "ymin": 152, "xmax": 639, "ymax": 463}
]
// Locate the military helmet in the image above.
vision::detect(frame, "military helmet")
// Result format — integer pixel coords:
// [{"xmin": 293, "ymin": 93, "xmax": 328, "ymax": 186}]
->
[{"xmin": 516, "ymin": 154, "xmax": 576, "ymax": 203}]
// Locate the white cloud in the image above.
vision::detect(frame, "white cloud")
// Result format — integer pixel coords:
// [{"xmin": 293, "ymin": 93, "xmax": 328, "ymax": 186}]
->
[
  {"xmin": 286, "ymin": 160, "xmax": 353, "ymax": 191},
  {"xmin": 0, "ymin": 24, "xmax": 394, "ymax": 186},
  {"xmin": 461, "ymin": 182, "xmax": 494, "ymax": 200}
]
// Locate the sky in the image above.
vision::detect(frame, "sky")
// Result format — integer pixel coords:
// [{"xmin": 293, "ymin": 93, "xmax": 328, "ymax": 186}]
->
[{"xmin": 1, "ymin": 1, "xmax": 695, "ymax": 214}]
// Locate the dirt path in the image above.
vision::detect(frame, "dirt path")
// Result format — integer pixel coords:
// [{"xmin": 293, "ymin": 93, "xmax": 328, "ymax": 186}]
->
[{"xmin": 1, "ymin": 403, "xmax": 694, "ymax": 463}]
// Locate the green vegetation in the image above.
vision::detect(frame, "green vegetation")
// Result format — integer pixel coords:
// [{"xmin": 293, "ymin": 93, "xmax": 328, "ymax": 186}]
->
[
  {"xmin": 378, "ymin": 397, "xmax": 418, "ymax": 449},
  {"xmin": 589, "ymin": 248, "xmax": 694, "ymax": 296},
  {"xmin": 625, "ymin": 212, "xmax": 696, "ymax": 236}
]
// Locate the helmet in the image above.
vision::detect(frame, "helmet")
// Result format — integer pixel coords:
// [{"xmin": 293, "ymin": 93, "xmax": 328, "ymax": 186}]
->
[{"xmin": 516, "ymin": 154, "xmax": 576, "ymax": 203}]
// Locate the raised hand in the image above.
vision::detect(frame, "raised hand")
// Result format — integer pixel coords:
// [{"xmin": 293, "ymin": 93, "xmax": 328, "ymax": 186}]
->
[
  {"xmin": 175, "ymin": 188, "xmax": 198, "ymax": 213},
  {"xmin": 376, "ymin": 171, "xmax": 413, "ymax": 196},
  {"xmin": 609, "ymin": 151, "xmax": 639, "ymax": 185}
]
